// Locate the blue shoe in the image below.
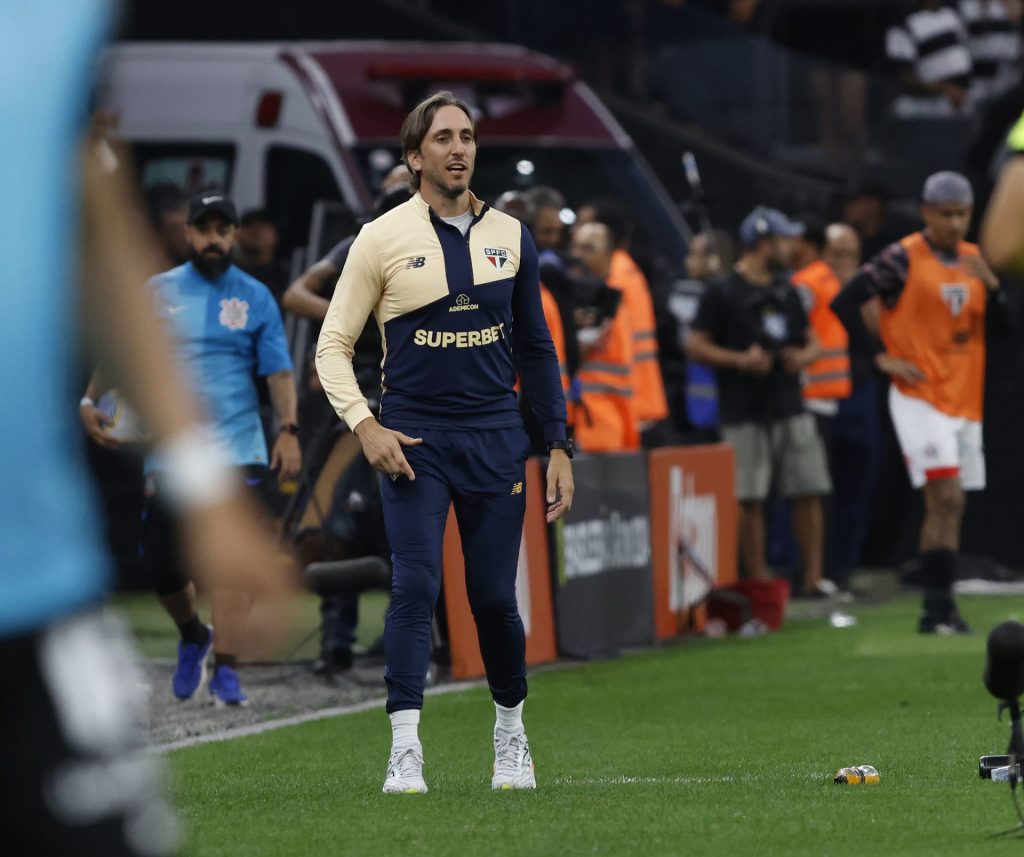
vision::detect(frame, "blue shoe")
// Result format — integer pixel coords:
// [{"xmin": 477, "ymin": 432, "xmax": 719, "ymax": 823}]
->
[
  {"xmin": 209, "ymin": 664, "xmax": 249, "ymax": 707},
  {"xmin": 172, "ymin": 625, "xmax": 213, "ymax": 700}
]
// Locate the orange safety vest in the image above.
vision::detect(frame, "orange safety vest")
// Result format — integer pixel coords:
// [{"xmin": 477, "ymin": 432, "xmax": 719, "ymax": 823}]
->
[
  {"xmin": 880, "ymin": 232, "xmax": 987, "ymax": 421},
  {"xmin": 792, "ymin": 259, "xmax": 852, "ymax": 401},
  {"xmin": 574, "ymin": 305, "xmax": 639, "ymax": 453},
  {"xmin": 539, "ymin": 283, "xmax": 573, "ymax": 431},
  {"xmin": 608, "ymin": 249, "xmax": 668, "ymax": 423},
  {"xmin": 540, "ymin": 284, "xmax": 570, "ymax": 395}
]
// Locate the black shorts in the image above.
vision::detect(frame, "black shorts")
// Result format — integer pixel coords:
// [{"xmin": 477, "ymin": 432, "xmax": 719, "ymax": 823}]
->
[
  {"xmin": 0, "ymin": 610, "xmax": 179, "ymax": 856},
  {"xmin": 144, "ymin": 464, "xmax": 275, "ymax": 595}
]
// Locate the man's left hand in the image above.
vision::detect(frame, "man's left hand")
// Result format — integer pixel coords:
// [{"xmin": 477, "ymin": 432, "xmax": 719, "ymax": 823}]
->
[
  {"xmin": 270, "ymin": 432, "xmax": 301, "ymax": 480},
  {"xmin": 961, "ymin": 254, "xmax": 999, "ymax": 289},
  {"xmin": 545, "ymin": 449, "xmax": 574, "ymax": 523}
]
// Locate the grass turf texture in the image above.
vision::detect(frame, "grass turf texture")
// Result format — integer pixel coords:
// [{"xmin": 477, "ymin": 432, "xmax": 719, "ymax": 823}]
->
[{"xmin": 168, "ymin": 594, "xmax": 1024, "ymax": 856}]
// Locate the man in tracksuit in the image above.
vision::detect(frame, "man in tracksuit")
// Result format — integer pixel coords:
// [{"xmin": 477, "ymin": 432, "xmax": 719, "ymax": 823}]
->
[{"xmin": 316, "ymin": 91, "xmax": 574, "ymax": 794}]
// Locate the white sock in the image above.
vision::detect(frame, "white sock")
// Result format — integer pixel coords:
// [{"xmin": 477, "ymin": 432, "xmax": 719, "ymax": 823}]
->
[
  {"xmin": 495, "ymin": 701, "xmax": 524, "ymax": 734},
  {"xmin": 390, "ymin": 709, "xmax": 420, "ymax": 749}
]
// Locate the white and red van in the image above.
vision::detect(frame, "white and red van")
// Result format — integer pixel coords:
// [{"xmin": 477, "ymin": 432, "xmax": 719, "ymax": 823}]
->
[{"xmin": 101, "ymin": 40, "xmax": 689, "ymax": 264}]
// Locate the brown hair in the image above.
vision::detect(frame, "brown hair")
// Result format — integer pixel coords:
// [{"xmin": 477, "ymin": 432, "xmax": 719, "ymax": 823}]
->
[{"xmin": 400, "ymin": 90, "xmax": 476, "ymax": 191}]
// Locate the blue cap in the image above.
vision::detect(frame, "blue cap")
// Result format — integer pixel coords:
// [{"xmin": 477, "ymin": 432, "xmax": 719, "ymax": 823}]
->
[{"xmin": 739, "ymin": 207, "xmax": 805, "ymax": 246}]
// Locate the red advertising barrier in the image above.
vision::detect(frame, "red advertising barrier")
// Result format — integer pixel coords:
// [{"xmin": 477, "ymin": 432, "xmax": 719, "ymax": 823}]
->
[
  {"xmin": 648, "ymin": 444, "xmax": 738, "ymax": 638},
  {"xmin": 442, "ymin": 457, "xmax": 557, "ymax": 680}
]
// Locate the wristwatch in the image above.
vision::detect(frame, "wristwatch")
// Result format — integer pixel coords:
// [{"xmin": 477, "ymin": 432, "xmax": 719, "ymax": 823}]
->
[
  {"xmin": 279, "ymin": 423, "xmax": 300, "ymax": 436},
  {"xmin": 547, "ymin": 438, "xmax": 574, "ymax": 459}
]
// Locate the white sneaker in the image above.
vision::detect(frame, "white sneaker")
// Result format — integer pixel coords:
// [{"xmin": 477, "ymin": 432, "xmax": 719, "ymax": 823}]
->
[
  {"xmin": 382, "ymin": 744, "xmax": 428, "ymax": 794},
  {"xmin": 815, "ymin": 579, "xmax": 840, "ymax": 597},
  {"xmin": 492, "ymin": 730, "xmax": 536, "ymax": 790}
]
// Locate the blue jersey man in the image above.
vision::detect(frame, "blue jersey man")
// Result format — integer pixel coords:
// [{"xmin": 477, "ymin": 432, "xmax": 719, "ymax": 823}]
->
[
  {"xmin": 141, "ymin": 193, "xmax": 301, "ymax": 707},
  {"xmin": 317, "ymin": 91, "xmax": 575, "ymax": 794},
  {"xmin": 0, "ymin": 2, "xmax": 294, "ymax": 852}
]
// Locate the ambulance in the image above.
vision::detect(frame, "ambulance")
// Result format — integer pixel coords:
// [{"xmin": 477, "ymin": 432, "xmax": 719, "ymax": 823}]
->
[{"xmin": 101, "ymin": 40, "xmax": 689, "ymax": 264}]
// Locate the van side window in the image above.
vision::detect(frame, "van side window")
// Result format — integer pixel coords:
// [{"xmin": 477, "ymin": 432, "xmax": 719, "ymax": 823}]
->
[{"xmin": 265, "ymin": 146, "xmax": 342, "ymax": 257}]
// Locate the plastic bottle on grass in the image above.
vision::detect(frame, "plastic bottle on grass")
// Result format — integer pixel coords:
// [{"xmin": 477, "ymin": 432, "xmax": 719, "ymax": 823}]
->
[{"xmin": 833, "ymin": 765, "xmax": 880, "ymax": 784}]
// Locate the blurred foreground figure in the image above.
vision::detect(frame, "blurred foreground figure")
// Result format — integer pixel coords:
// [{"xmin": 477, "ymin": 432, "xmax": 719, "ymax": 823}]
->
[
  {"xmin": 982, "ymin": 111, "xmax": 1024, "ymax": 274},
  {"xmin": 0, "ymin": 4, "xmax": 295, "ymax": 854}
]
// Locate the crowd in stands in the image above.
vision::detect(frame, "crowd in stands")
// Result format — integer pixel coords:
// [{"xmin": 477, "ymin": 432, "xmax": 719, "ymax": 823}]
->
[{"xmin": 886, "ymin": 0, "xmax": 1022, "ymax": 119}]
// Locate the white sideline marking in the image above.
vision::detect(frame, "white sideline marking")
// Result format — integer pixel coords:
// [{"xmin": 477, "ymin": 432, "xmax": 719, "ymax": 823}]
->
[
  {"xmin": 555, "ymin": 772, "xmax": 823, "ymax": 786},
  {"xmin": 156, "ymin": 678, "xmax": 487, "ymax": 753},
  {"xmin": 555, "ymin": 775, "xmax": 739, "ymax": 786}
]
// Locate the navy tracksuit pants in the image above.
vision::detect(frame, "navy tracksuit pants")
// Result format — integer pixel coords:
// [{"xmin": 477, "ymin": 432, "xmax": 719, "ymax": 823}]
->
[{"xmin": 381, "ymin": 425, "xmax": 531, "ymax": 713}]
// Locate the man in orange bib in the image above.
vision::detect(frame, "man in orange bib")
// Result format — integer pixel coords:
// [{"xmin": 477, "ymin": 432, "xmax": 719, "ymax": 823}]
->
[{"xmin": 833, "ymin": 171, "xmax": 1006, "ymax": 634}]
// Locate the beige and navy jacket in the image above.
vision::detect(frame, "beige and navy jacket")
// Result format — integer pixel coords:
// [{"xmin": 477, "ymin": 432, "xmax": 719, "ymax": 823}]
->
[{"xmin": 315, "ymin": 192, "xmax": 567, "ymax": 442}]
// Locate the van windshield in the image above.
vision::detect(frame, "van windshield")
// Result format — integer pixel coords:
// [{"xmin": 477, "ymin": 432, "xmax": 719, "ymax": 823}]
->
[
  {"xmin": 132, "ymin": 143, "xmax": 235, "ymax": 198},
  {"xmin": 353, "ymin": 145, "xmax": 688, "ymax": 277}
]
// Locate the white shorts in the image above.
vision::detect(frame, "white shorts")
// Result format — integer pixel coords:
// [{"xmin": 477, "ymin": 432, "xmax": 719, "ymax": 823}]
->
[{"xmin": 888, "ymin": 385, "xmax": 985, "ymax": 491}]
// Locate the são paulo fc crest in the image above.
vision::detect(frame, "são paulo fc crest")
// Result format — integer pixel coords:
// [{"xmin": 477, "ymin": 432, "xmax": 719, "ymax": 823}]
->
[
  {"xmin": 941, "ymin": 283, "xmax": 968, "ymax": 318},
  {"xmin": 219, "ymin": 297, "xmax": 250, "ymax": 330},
  {"xmin": 484, "ymin": 247, "xmax": 508, "ymax": 269}
]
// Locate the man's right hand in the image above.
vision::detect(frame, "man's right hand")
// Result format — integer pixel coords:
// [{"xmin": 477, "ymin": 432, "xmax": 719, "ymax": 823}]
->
[
  {"xmin": 80, "ymin": 401, "xmax": 119, "ymax": 448},
  {"xmin": 735, "ymin": 344, "xmax": 774, "ymax": 375},
  {"xmin": 875, "ymin": 353, "xmax": 926, "ymax": 385},
  {"xmin": 354, "ymin": 417, "xmax": 422, "ymax": 480}
]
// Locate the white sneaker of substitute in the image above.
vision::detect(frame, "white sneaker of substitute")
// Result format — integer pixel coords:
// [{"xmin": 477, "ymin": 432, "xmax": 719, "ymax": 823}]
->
[
  {"xmin": 383, "ymin": 743, "xmax": 428, "ymax": 794},
  {"xmin": 492, "ymin": 729, "xmax": 536, "ymax": 790}
]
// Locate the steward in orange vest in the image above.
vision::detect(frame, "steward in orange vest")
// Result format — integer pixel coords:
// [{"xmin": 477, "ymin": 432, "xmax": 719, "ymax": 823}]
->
[
  {"xmin": 608, "ymin": 248, "xmax": 669, "ymax": 425},
  {"xmin": 792, "ymin": 259, "xmax": 852, "ymax": 408},
  {"xmin": 571, "ymin": 223, "xmax": 640, "ymax": 452},
  {"xmin": 574, "ymin": 305, "xmax": 639, "ymax": 453}
]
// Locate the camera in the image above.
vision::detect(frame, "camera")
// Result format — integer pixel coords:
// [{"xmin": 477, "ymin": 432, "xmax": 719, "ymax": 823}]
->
[{"xmin": 980, "ymin": 754, "xmax": 1024, "ymax": 779}]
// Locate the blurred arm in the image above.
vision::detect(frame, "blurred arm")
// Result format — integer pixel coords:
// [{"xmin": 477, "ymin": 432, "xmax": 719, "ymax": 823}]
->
[
  {"xmin": 982, "ymin": 158, "xmax": 1024, "ymax": 274},
  {"xmin": 79, "ymin": 367, "xmax": 117, "ymax": 448},
  {"xmin": 79, "ymin": 140, "xmax": 297, "ymax": 648},
  {"xmin": 282, "ymin": 238, "xmax": 353, "ymax": 321},
  {"xmin": 281, "ymin": 260, "xmax": 337, "ymax": 321},
  {"xmin": 79, "ymin": 142, "xmax": 202, "ymax": 442}
]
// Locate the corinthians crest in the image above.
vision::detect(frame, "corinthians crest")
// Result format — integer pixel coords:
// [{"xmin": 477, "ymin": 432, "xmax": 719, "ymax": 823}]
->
[{"xmin": 219, "ymin": 297, "xmax": 250, "ymax": 330}]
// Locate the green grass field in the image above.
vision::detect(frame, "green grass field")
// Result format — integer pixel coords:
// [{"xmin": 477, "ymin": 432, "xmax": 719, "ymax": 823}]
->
[{"xmin": 167, "ymin": 594, "xmax": 1024, "ymax": 856}]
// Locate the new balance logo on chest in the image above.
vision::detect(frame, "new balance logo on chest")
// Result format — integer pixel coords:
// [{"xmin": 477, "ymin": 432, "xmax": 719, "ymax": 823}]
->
[{"xmin": 405, "ymin": 256, "xmax": 426, "ymax": 269}]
